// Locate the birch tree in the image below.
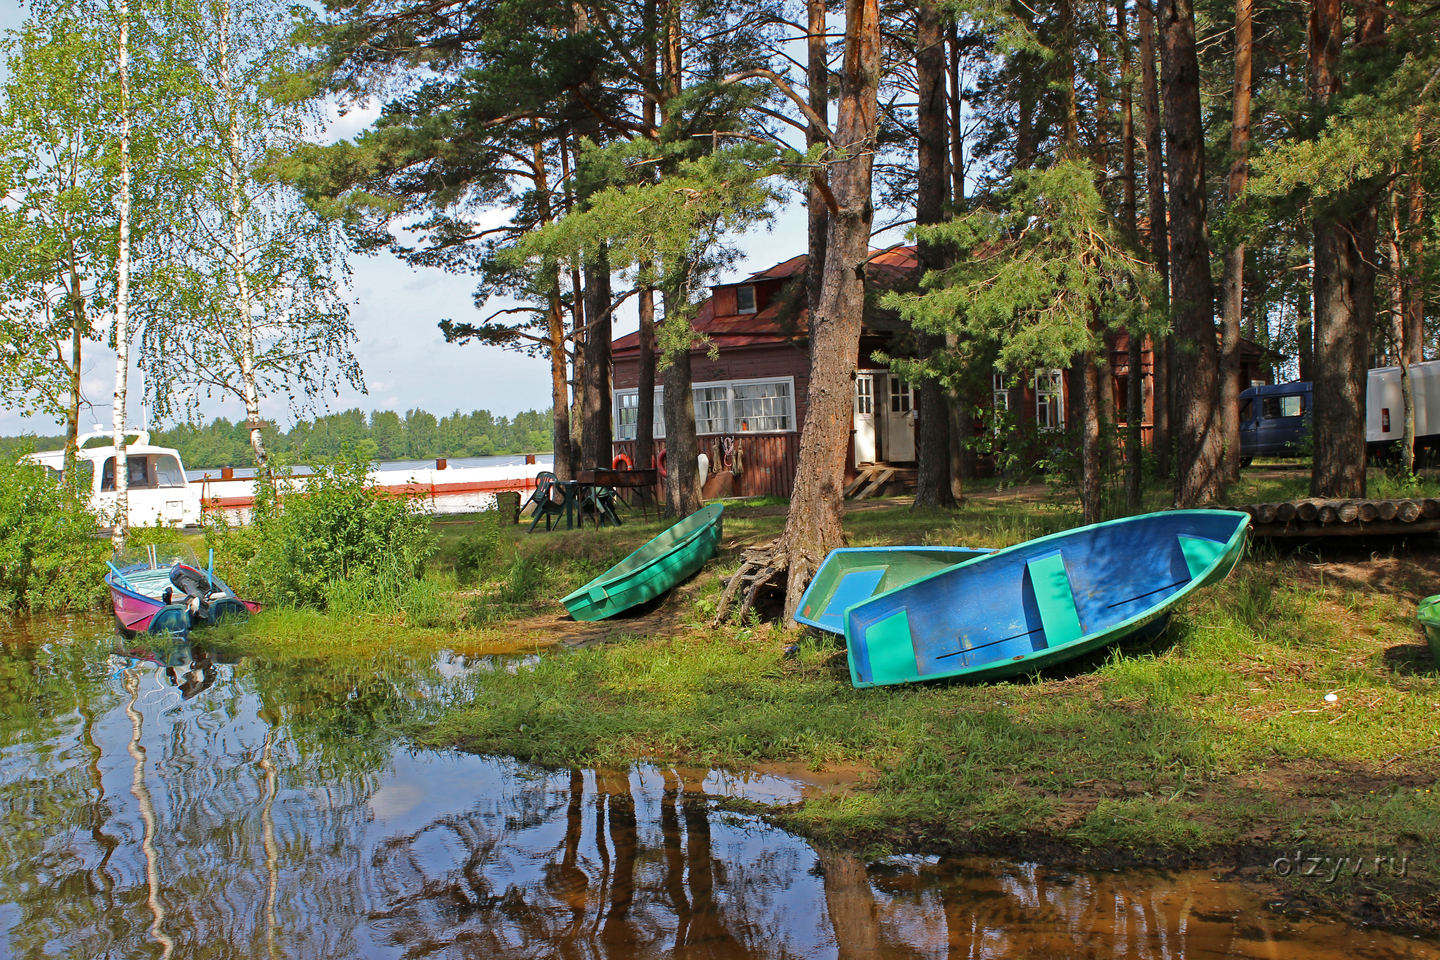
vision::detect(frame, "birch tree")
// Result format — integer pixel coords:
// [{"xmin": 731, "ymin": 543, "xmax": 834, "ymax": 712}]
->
[
  {"xmin": 142, "ymin": 0, "xmax": 360, "ymax": 472},
  {"xmin": 0, "ymin": 17, "xmax": 115, "ymax": 477}
]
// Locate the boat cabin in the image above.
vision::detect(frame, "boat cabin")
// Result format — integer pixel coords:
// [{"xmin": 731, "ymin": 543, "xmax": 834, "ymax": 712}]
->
[{"xmin": 24, "ymin": 429, "xmax": 203, "ymax": 527}]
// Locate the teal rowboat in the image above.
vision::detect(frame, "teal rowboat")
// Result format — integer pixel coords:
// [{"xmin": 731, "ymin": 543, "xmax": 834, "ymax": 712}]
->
[
  {"xmin": 795, "ymin": 546, "xmax": 993, "ymax": 634},
  {"xmin": 562, "ymin": 503, "xmax": 724, "ymax": 621},
  {"xmin": 1416, "ymin": 595, "xmax": 1440, "ymax": 663},
  {"xmin": 844, "ymin": 509, "xmax": 1250, "ymax": 687}
]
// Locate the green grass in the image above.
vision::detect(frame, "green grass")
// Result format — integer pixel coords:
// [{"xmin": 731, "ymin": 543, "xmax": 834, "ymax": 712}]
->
[{"xmin": 219, "ymin": 488, "xmax": 1440, "ymax": 931}]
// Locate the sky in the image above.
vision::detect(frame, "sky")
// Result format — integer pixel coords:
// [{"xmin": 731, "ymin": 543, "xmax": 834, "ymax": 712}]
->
[{"xmin": 0, "ymin": 4, "xmax": 915, "ymax": 439}]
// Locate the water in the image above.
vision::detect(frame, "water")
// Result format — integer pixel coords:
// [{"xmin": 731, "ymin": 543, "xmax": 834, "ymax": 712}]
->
[
  {"xmin": 0, "ymin": 614, "xmax": 1433, "ymax": 959},
  {"xmin": 184, "ymin": 454, "xmax": 554, "ymax": 482}
]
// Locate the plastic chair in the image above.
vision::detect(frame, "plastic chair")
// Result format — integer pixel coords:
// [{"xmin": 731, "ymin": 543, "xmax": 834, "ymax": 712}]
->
[
  {"xmin": 525, "ymin": 471, "xmax": 569, "ymax": 532},
  {"xmin": 581, "ymin": 485, "xmax": 622, "ymax": 527}
]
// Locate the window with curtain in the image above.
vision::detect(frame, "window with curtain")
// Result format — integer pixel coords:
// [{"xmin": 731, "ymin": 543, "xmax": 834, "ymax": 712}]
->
[
  {"xmin": 693, "ymin": 386, "xmax": 730, "ymax": 434},
  {"xmin": 732, "ymin": 381, "xmax": 792, "ymax": 431}
]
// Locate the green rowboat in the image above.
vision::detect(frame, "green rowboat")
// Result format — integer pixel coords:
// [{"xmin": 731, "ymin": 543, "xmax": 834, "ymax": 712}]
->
[
  {"xmin": 795, "ymin": 546, "xmax": 993, "ymax": 634},
  {"xmin": 562, "ymin": 503, "xmax": 724, "ymax": 621},
  {"xmin": 1416, "ymin": 595, "xmax": 1440, "ymax": 663}
]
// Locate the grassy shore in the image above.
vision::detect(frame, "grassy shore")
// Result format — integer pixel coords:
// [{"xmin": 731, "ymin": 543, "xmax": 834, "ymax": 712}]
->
[{"xmin": 219, "ymin": 473, "xmax": 1440, "ymax": 932}]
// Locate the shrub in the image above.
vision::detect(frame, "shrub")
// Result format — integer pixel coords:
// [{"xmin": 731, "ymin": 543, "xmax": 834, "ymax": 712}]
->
[
  {"xmin": 211, "ymin": 448, "xmax": 436, "ymax": 609},
  {"xmin": 0, "ymin": 456, "xmax": 108, "ymax": 612},
  {"xmin": 452, "ymin": 510, "xmax": 504, "ymax": 582}
]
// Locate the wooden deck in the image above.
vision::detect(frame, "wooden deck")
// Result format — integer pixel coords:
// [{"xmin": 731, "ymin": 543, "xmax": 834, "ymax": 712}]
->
[
  {"xmin": 1236, "ymin": 498, "xmax": 1440, "ymax": 537},
  {"xmin": 844, "ymin": 463, "xmax": 917, "ymax": 500}
]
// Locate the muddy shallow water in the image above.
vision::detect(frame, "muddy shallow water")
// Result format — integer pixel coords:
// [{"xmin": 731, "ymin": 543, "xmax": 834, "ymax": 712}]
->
[{"xmin": 0, "ymin": 615, "xmax": 1434, "ymax": 959}]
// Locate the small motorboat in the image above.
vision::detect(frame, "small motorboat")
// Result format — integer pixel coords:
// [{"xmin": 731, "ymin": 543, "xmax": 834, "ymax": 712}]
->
[
  {"xmin": 795, "ymin": 546, "xmax": 993, "ymax": 634},
  {"xmin": 562, "ymin": 504, "xmax": 724, "ymax": 621},
  {"xmin": 1416, "ymin": 595, "xmax": 1440, "ymax": 663},
  {"xmin": 844, "ymin": 510, "xmax": 1250, "ymax": 687},
  {"xmin": 107, "ymin": 543, "xmax": 258, "ymax": 638}
]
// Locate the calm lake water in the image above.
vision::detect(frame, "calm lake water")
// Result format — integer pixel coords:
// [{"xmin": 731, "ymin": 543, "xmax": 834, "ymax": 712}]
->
[{"xmin": 1, "ymin": 614, "xmax": 1434, "ymax": 959}]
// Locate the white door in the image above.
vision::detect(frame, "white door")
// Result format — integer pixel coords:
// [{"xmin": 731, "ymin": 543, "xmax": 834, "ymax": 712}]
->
[
  {"xmin": 853, "ymin": 373, "xmax": 877, "ymax": 464},
  {"xmin": 884, "ymin": 376, "xmax": 917, "ymax": 462}
]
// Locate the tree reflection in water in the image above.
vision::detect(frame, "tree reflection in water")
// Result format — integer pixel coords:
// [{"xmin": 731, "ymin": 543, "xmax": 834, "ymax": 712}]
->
[{"xmin": 0, "ymin": 618, "xmax": 1429, "ymax": 960}]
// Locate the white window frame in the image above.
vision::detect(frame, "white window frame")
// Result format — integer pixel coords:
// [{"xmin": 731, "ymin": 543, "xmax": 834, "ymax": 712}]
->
[
  {"xmin": 693, "ymin": 384, "xmax": 731, "ymax": 434},
  {"xmin": 613, "ymin": 388, "xmax": 665, "ymax": 440},
  {"xmin": 613, "ymin": 376, "xmax": 796, "ymax": 437},
  {"xmin": 889, "ymin": 376, "xmax": 913, "ymax": 413},
  {"xmin": 855, "ymin": 374, "xmax": 874, "ymax": 416},
  {"xmin": 992, "ymin": 371, "xmax": 1010, "ymax": 413},
  {"xmin": 1035, "ymin": 368, "xmax": 1065, "ymax": 432},
  {"xmin": 735, "ymin": 285, "xmax": 757, "ymax": 314}
]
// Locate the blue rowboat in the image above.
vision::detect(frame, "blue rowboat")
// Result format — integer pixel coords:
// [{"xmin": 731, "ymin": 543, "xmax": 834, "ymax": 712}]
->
[
  {"xmin": 795, "ymin": 546, "xmax": 993, "ymax": 634},
  {"xmin": 844, "ymin": 510, "xmax": 1250, "ymax": 687}
]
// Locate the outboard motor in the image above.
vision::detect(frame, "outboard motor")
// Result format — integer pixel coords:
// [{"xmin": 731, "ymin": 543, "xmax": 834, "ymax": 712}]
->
[{"xmin": 170, "ymin": 564, "xmax": 214, "ymax": 618}]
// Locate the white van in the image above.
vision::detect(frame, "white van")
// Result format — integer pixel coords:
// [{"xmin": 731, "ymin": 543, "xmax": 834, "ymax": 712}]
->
[
  {"xmin": 1366, "ymin": 360, "xmax": 1440, "ymax": 458},
  {"xmin": 23, "ymin": 429, "xmax": 203, "ymax": 527}
]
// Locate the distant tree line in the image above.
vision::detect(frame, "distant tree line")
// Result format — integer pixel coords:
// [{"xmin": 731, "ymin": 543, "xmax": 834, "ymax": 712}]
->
[{"xmin": 1, "ymin": 407, "xmax": 553, "ymax": 469}]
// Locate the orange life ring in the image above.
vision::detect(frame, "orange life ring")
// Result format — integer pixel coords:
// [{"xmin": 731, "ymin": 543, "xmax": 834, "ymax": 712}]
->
[
  {"xmin": 657, "ymin": 450, "xmax": 667, "ymax": 478},
  {"xmin": 612, "ymin": 453, "xmax": 632, "ymax": 470}
]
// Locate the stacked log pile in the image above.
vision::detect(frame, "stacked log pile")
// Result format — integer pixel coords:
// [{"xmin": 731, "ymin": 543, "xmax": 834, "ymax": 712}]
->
[{"xmin": 1233, "ymin": 498, "xmax": 1440, "ymax": 536}]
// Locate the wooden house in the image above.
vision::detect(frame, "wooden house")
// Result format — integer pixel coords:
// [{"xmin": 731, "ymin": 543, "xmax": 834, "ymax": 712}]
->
[{"xmin": 610, "ymin": 246, "xmax": 1281, "ymax": 498}]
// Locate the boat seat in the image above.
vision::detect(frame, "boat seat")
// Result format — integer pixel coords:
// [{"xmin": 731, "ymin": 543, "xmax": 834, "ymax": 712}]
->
[
  {"xmin": 1027, "ymin": 551, "xmax": 1084, "ymax": 648},
  {"xmin": 1176, "ymin": 534, "xmax": 1227, "ymax": 580},
  {"xmin": 818, "ymin": 569, "xmax": 886, "ymax": 632}
]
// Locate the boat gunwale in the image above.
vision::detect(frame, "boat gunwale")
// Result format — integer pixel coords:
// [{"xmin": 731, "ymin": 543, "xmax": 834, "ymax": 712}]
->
[
  {"xmin": 844, "ymin": 509, "xmax": 1252, "ymax": 687},
  {"xmin": 793, "ymin": 545, "xmax": 995, "ymax": 633},
  {"xmin": 561, "ymin": 503, "xmax": 725, "ymax": 607}
]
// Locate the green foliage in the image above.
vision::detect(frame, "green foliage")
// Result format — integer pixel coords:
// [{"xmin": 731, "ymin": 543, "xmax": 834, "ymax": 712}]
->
[
  {"xmin": 210, "ymin": 447, "xmax": 436, "ymax": 608},
  {"xmin": 0, "ymin": 407, "xmax": 557, "ymax": 472},
  {"xmin": 513, "ymin": 141, "xmax": 782, "ymax": 363},
  {"xmin": 887, "ymin": 160, "xmax": 1164, "ymax": 381},
  {"xmin": 0, "ymin": 456, "xmax": 107, "ymax": 611}
]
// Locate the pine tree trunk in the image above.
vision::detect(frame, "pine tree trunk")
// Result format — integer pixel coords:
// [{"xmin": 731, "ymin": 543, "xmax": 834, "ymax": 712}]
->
[
  {"xmin": 535, "ymin": 135, "xmax": 572, "ymax": 480},
  {"xmin": 581, "ymin": 247, "xmax": 613, "ymax": 470},
  {"xmin": 780, "ymin": 0, "xmax": 880, "ymax": 622},
  {"xmin": 1219, "ymin": 0, "xmax": 1252, "ymax": 486},
  {"xmin": 1406, "ymin": 125, "xmax": 1425, "ymax": 363},
  {"xmin": 1307, "ymin": 0, "xmax": 1382, "ymax": 499},
  {"xmin": 636, "ymin": 285, "xmax": 656, "ymax": 473},
  {"xmin": 548, "ymin": 293, "xmax": 573, "ymax": 480},
  {"xmin": 1082, "ymin": 348, "xmax": 1102, "ymax": 522},
  {"xmin": 1158, "ymin": 0, "xmax": 1221, "ymax": 507},
  {"xmin": 806, "ymin": 0, "xmax": 829, "ymax": 316},
  {"xmin": 1117, "ymin": 0, "xmax": 1142, "ymax": 509},
  {"xmin": 1138, "ymin": 0, "xmax": 1171, "ymax": 479},
  {"xmin": 662, "ymin": 307, "xmax": 701, "ymax": 517},
  {"xmin": 1388, "ymin": 217, "xmax": 1416, "ymax": 474},
  {"xmin": 913, "ymin": 0, "xmax": 954, "ymax": 509}
]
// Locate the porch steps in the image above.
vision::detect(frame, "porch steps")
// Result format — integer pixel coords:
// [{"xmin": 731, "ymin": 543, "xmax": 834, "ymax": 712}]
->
[{"xmin": 846, "ymin": 463, "xmax": 917, "ymax": 500}]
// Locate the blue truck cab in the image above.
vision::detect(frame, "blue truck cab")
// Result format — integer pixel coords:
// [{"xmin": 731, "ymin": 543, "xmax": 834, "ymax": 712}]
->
[{"xmin": 1238, "ymin": 381, "xmax": 1312, "ymax": 465}]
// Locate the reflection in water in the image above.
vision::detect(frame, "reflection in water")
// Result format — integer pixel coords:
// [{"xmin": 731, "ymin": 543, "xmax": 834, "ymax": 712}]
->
[
  {"xmin": 0, "ymin": 615, "xmax": 1434, "ymax": 959},
  {"xmin": 124, "ymin": 669, "xmax": 175, "ymax": 958}
]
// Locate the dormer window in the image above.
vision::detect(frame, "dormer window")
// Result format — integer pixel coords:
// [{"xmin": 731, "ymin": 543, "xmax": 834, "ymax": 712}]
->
[{"xmin": 735, "ymin": 285, "xmax": 757, "ymax": 314}]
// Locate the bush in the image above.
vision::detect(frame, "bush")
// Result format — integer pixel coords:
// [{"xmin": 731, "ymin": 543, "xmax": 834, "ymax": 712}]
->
[
  {"xmin": 452, "ymin": 511, "xmax": 504, "ymax": 582},
  {"xmin": 210, "ymin": 448, "xmax": 436, "ymax": 609},
  {"xmin": 0, "ymin": 456, "xmax": 108, "ymax": 612}
]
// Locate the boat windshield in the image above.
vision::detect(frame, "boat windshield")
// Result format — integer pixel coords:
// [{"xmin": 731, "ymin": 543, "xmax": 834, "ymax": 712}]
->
[{"xmin": 113, "ymin": 542, "xmax": 202, "ymax": 572}]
